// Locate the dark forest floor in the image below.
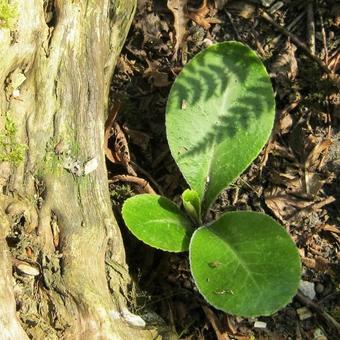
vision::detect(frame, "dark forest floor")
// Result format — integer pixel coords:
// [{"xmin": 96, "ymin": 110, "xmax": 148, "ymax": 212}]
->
[{"xmin": 108, "ymin": 1, "xmax": 340, "ymax": 339}]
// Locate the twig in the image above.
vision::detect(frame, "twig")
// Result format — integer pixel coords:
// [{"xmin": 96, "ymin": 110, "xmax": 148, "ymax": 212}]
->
[
  {"xmin": 288, "ymin": 196, "xmax": 336, "ymax": 221},
  {"xmin": 202, "ymin": 305, "xmax": 230, "ymax": 340},
  {"xmin": 306, "ymin": 3, "xmax": 315, "ymax": 55},
  {"xmin": 152, "ymin": 149, "xmax": 170, "ymax": 169},
  {"xmin": 259, "ymin": 9, "xmax": 332, "ymax": 74},
  {"xmin": 225, "ymin": 11, "xmax": 241, "ymax": 41},
  {"xmin": 306, "ymin": 196, "xmax": 336, "ymax": 211},
  {"xmin": 131, "ymin": 161, "xmax": 164, "ymax": 195},
  {"xmin": 113, "ymin": 122, "xmax": 137, "ymax": 176},
  {"xmin": 328, "ymin": 49, "xmax": 340, "ymax": 73},
  {"xmin": 296, "ymin": 291, "xmax": 340, "ymax": 333},
  {"xmin": 318, "ymin": 6, "xmax": 328, "ymax": 65},
  {"xmin": 109, "ymin": 175, "xmax": 156, "ymax": 194},
  {"xmin": 105, "ymin": 102, "xmax": 120, "ymax": 164},
  {"xmin": 318, "ymin": 291, "xmax": 340, "ymax": 305},
  {"xmin": 269, "ymin": 11, "xmax": 305, "ymax": 49},
  {"xmin": 261, "ymin": 97, "xmax": 301, "ymax": 170}
]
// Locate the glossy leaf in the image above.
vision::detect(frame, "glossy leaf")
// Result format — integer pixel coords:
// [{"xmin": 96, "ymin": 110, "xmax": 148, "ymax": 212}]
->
[
  {"xmin": 122, "ymin": 194, "xmax": 194, "ymax": 252},
  {"xmin": 189, "ymin": 211, "xmax": 301, "ymax": 317},
  {"xmin": 166, "ymin": 42, "xmax": 275, "ymax": 213}
]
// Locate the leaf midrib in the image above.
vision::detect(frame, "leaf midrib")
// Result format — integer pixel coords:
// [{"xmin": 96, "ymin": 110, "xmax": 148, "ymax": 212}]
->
[
  {"xmin": 201, "ymin": 84, "xmax": 231, "ymax": 208},
  {"xmin": 208, "ymin": 226, "xmax": 262, "ymax": 291},
  {"xmin": 144, "ymin": 218, "xmax": 192, "ymax": 230}
]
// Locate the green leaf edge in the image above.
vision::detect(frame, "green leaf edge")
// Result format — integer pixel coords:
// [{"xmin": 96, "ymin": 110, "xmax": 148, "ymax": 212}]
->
[
  {"xmin": 165, "ymin": 41, "xmax": 276, "ymax": 213},
  {"xmin": 201, "ymin": 43, "xmax": 275, "ymax": 212},
  {"xmin": 122, "ymin": 194, "xmax": 194, "ymax": 253},
  {"xmin": 188, "ymin": 211, "xmax": 301, "ymax": 317}
]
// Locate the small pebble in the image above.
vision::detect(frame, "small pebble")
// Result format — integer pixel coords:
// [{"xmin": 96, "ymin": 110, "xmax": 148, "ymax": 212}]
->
[
  {"xmin": 12, "ymin": 89, "xmax": 20, "ymax": 98},
  {"xmin": 299, "ymin": 280, "xmax": 316, "ymax": 300},
  {"xmin": 203, "ymin": 38, "xmax": 213, "ymax": 47},
  {"xmin": 315, "ymin": 283, "xmax": 324, "ymax": 294},
  {"xmin": 254, "ymin": 321, "xmax": 267, "ymax": 329},
  {"xmin": 260, "ymin": 0, "xmax": 276, "ymax": 6}
]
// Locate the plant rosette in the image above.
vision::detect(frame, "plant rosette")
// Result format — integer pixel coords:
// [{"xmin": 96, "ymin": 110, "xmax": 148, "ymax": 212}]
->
[{"xmin": 122, "ymin": 41, "xmax": 301, "ymax": 317}]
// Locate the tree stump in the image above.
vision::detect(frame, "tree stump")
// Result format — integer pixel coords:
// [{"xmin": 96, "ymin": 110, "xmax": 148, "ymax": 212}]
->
[{"xmin": 0, "ymin": 1, "xmax": 157, "ymax": 338}]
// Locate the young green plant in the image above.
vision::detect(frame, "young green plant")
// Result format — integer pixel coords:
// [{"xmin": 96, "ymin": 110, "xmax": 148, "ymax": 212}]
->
[{"xmin": 122, "ymin": 42, "xmax": 301, "ymax": 317}]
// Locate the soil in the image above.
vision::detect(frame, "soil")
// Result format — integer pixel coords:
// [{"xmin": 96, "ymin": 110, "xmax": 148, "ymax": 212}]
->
[{"xmin": 108, "ymin": 0, "xmax": 340, "ymax": 339}]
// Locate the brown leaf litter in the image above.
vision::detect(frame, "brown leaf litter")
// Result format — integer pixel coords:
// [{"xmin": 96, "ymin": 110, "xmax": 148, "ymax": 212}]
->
[
  {"xmin": 105, "ymin": 102, "xmax": 156, "ymax": 193},
  {"xmin": 167, "ymin": 0, "xmax": 190, "ymax": 58},
  {"xmin": 167, "ymin": 0, "xmax": 220, "ymax": 59},
  {"xmin": 264, "ymin": 135, "xmax": 334, "ymax": 223},
  {"xmin": 110, "ymin": 0, "xmax": 340, "ymax": 338},
  {"xmin": 144, "ymin": 59, "xmax": 171, "ymax": 87},
  {"xmin": 187, "ymin": 0, "xmax": 221, "ymax": 29}
]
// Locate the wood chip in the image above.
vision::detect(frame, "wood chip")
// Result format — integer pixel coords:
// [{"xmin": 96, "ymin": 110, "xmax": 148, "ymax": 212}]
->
[
  {"xmin": 297, "ymin": 307, "xmax": 313, "ymax": 320},
  {"xmin": 322, "ymin": 224, "xmax": 340, "ymax": 234},
  {"xmin": 302, "ymin": 257, "xmax": 316, "ymax": 269},
  {"xmin": 254, "ymin": 321, "xmax": 267, "ymax": 329}
]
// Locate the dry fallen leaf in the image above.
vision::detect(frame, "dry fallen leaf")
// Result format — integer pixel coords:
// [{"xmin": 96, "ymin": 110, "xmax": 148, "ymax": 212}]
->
[
  {"xmin": 105, "ymin": 104, "xmax": 136, "ymax": 176},
  {"xmin": 304, "ymin": 171, "xmax": 325, "ymax": 197},
  {"xmin": 264, "ymin": 187, "xmax": 311, "ymax": 222},
  {"xmin": 113, "ymin": 122, "xmax": 137, "ymax": 176},
  {"xmin": 305, "ymin": 139, "xmax": 332, "ymax": 170},
  {"xmin": 136, "ymin": 12, "xmax": 169, "ymax": 45},
  {"xmin": 117, "ymin": 55, "xmax": 137, "ymax": 76},
  {"xmin": 167, "ymin": 0, "xmax": 189, "ymax": 59},
  {"xmin": 144, "ymin": 59, "xmax": 171, "ymax": 87},
  {"xmin": 227, "ymin": 1, "xmax": 256, "ymax": 19},
  {"xmin": 322, "ymin": 224, "xmax": 340, "ymax": 234},
  {"xmin": 202, "ymin": 305, "xmax": 230, "ymax": 340},
  {"xmin": 271, "ymin": 40, "xmax": 298, "ymax": 80},
  {"xmin": 187, "ymin": 0, "xmax": 221, "ymax": 29},
  {"xmin": 214, "ymin": 0, "xmax": 229, "ymax": 10},
  {"xmin": 122, "ymin": 125, "xmax": 150, "ymax": 152},
  {"xmin": 137, "ymin": 0, "xmax": 148, "ymax": 12},
  {"xmin": 278, "ymin": 113, "xmax": 293, "ymax": 134},
  {"xmin": 105, "ymin": 103, "xmax": 120, "ymax": 164}
]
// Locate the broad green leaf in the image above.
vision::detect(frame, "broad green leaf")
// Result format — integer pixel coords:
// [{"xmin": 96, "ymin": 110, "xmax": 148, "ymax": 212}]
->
[
  {"xmin": 166, "ymin": 42, "xmax": 275, "ymax": 213},
  {"xmin": 189, "ymin": 211, "xmax": 301, "ymax": 317},
  {"xmin": 122, "ymin": 194, "xmax": 194, "ymax": 252},
  {"xmin": 182, "ymin": 189, "xmax": 201, "ymax": 224}
]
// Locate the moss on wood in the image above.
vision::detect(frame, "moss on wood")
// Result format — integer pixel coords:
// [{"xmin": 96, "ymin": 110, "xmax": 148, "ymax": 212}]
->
[
  {"xmin": 0, "ymin": 0, "xmax": 17, "ymax": 28},
  {"xmin": 0, "ymin": 113, "xmax": 27, "ymax": 166}
]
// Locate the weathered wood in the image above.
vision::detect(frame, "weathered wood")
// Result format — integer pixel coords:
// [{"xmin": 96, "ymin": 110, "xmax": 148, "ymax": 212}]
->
[{"xmin": 0, "ymin": 1, "xmax": 159, "ymax": 338}]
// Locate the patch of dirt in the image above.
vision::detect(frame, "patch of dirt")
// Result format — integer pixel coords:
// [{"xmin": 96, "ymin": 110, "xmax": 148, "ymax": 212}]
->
[{"xmin": 109, "ymin": 0, "xmax": 340, "ymax": 338}]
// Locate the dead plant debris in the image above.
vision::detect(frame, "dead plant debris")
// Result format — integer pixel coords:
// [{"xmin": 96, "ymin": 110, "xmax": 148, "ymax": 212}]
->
[{"xmin": 108, "ymin": 0, "xmax": 340, "ymax": 338}]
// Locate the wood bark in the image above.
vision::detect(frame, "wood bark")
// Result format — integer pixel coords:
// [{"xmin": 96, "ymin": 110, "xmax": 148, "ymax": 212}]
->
[{"xmin": 0, "ymin": 1, "xmax": 160, "ymax": 338}]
